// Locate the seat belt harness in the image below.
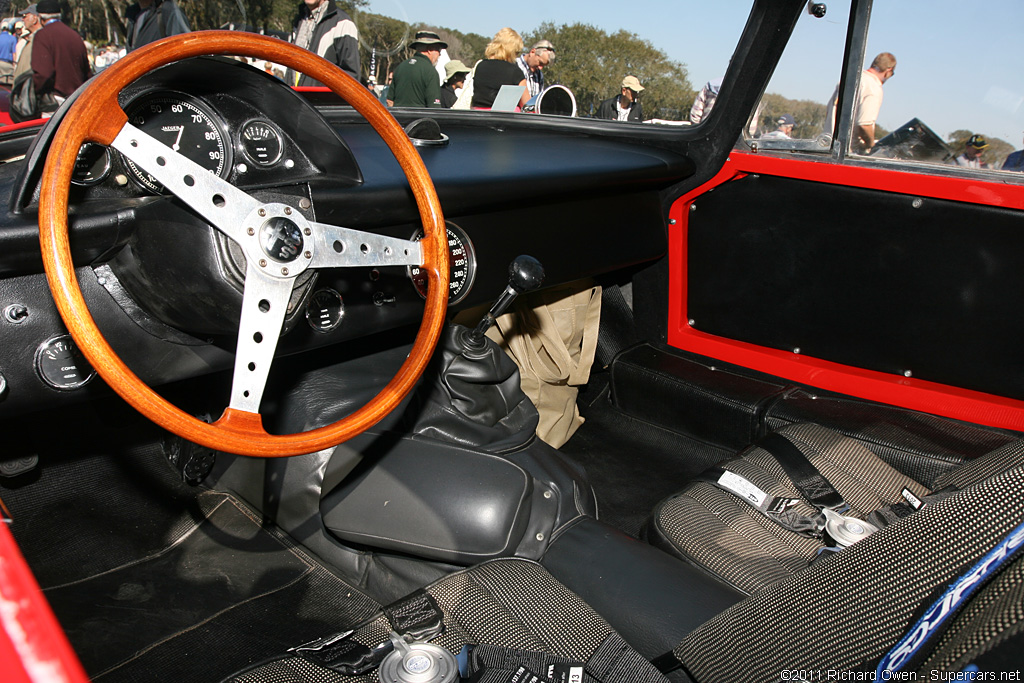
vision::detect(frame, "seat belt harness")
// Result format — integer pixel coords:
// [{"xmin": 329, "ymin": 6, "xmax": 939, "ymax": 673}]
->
[
  {"xmin": 291, "ymin": 589, "xmax": 447, "ymax": 676},
  {"xmin": 699, "ymin": 433, "xmax": 882, "ymax": 547}
]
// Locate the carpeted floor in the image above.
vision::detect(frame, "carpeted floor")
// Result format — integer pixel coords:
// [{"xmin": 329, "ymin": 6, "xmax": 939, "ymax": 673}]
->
[
  {"xmin": 559, "ymin": 377, "xmax": 732, "ymax": 537},
  {"xmin": 2, "ymin": 432, "xmax": 380, "ymax": 683}
]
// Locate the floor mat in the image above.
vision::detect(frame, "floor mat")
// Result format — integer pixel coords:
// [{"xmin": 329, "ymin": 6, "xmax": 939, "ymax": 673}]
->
[
  {"xmin": 3, "ymin": 439, "xmax": 381, "ymax": 683},
  {"xmin": 561, "ymin": 379, "xmax": 731, "ymax": 537},
  {"xmin": 43, "ymin": 491, "xmax": 380, "ymax": 682}
]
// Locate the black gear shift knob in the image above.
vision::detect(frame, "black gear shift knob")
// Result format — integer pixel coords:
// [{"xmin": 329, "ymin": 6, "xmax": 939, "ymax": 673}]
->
[
  {"xmin": 464, "ymin": 255, "xmax": 545, "ymax": 350},
  {"xmin": 508, "ymin": 255, "xmax": 545, "ymax": 294}
]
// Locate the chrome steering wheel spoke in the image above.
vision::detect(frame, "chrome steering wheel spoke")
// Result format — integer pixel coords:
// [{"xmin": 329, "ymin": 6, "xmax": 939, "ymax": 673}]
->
[
  {"xmin": 110, "ymin": 122, "xmax": 259, "ymax": 242},
  {"xmin": 229, "ymin": 264, "xmax": 295, "ymax": 413},
  {"xmin": 307, "ymin": 221, "xmax": 423, "ymax": 269}
]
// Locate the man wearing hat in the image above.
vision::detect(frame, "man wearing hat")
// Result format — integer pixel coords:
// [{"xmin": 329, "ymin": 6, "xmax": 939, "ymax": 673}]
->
[
  {"xmin": 390, "ymin": 32, "xmax": 447, "ymax": 108},
  {"xmin": 288, "ymin": 0, "xmax": 360, "ymax": 85},
  {"xmin": 596, "ymin": 75, "xmax": 644, "ymax": 122},
  {"xmin": 12, "ymin": 6, "xmax": 39, "ymax": 85},
  {"xmin": 760, "ymin": 113, "xmax": 796, "ymax": 140},
  {"xmin": 440, "ymin": 59, "xmax": 469, "ymax": 108},
  {"xmin": 951, "ymin": 134, "xmax": 990, "ymax": 170},
  {"xmin": 30, "ymin": 0, "xmax": 90, "ymax": 110}
]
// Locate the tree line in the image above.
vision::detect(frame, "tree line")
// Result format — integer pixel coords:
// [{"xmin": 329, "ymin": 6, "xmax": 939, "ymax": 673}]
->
[{"xmin": 45, "ymin": 1, "xmax": 1020, "ymax": 146}]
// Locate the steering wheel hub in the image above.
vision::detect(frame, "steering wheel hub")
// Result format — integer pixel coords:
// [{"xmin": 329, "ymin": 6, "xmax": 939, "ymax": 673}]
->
[{"xmin": 260, "ymin": 216, "xmax": 305, "ymax": 263}]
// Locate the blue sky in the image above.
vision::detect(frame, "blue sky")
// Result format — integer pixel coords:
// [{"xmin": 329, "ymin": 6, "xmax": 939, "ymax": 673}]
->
[{"xmin": 365, "ymin": 0, "xmax": 1024, "ymax": 144}]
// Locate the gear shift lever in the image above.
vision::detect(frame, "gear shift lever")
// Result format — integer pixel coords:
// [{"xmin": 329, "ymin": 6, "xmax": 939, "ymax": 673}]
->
[{"xmin": 463, "ymin": 255, "xmax": 545, "ymax": 350}]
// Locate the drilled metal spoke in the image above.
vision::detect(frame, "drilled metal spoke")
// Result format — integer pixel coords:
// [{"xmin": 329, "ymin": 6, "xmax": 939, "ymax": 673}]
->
[
  {"xmin": 228, "ymin": 264, "xmax": 295, "ymax": 413},
  {"xmin": 110, "ymin": 122, "xmax": 259, "ymax": 242},
  {"xmin": 307, "ymin": 221, "xmax": 423, "ymax": 269}
]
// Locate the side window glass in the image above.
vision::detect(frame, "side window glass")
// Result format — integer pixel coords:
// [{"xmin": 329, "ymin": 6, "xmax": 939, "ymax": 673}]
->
[
  {"xmin": 742, "ymin": 1, "xmax": 851, "ymax": 152},
  {"xmin": 857, "ymin": 0, "xmax": 1024, "ymax": 173}
]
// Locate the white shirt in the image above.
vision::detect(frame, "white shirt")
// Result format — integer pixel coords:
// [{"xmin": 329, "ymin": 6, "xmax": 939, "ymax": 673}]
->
[{"xmin": 616, "ymin": 96, "xmax": 631, "ymax": 121}]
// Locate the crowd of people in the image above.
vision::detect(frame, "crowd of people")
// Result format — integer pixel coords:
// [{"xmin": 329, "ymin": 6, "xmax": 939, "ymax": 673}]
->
[
  {"xmin": 6, "ymin": 0, "xmax": 1020, "ymax": 168},
  {"xmin": 0, "ymin": 0, "xmax": 645, "ymax": 124}
]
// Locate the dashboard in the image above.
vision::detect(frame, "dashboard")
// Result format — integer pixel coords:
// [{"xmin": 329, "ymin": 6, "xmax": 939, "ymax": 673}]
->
[{"xmin": 0, "ymin": 55, "xmax": 691, "ymax": 419}]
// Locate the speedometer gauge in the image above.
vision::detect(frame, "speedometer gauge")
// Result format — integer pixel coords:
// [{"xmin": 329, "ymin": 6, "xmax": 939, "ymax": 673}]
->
[
  {"xmin": 408, "ymin": 222, "xmax": 477, "ymax": 305},
  {"xmin": 122, "ymin": 93, "xmax": 230, "ymax": 193}
]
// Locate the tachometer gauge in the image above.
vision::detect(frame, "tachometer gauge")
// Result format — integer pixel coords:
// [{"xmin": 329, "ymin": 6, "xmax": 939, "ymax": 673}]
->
[
  {"xmin": 240, "ymin": 119, "xmax": 284, "ymax": 166},
  {"xmin": 122, "ymin": 93, "xmax": 230, "ymax": 193},
  {"xmin": 408, "ymin": 222, "xmax": 477, "ymax": 305}
]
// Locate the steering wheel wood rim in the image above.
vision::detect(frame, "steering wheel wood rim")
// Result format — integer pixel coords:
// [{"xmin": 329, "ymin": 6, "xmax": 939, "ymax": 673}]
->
[{"xmin": 38, "ymin": 31, "xmax": 449, "ymax": 457}]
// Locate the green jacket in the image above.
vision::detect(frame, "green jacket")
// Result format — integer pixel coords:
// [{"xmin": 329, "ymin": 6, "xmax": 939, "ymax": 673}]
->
[{"xmin": 391, "ymin": 53, "xmax": 441, "ymax": 108}]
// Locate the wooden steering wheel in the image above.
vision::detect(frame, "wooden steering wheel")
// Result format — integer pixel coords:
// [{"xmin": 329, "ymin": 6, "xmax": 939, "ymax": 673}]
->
[{"xmin": 38, "ymin": 32, "xmax": 449, "ymax": 457}]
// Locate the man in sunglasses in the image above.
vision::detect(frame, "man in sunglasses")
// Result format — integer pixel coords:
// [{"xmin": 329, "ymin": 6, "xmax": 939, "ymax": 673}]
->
[
  {"xmin": 516, "ymin": 40, "xmax": 554, "ymax": 99},
  {"xmin": 597, "ymin": 75, "xmax": 644, "ymax": 122}
]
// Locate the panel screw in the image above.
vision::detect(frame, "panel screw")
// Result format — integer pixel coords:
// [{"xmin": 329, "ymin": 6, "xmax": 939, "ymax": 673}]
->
[
  {"xmin": 281, "ymin": 267, "xmax": 289, "ymax": 276},
  {"xmin": 543, "ymin": 490, "xmax": 553, "ymax": 499},
  {"xmin": 535, "ymin": 533, "xmax": 545, "ymax": 542},
  {"xmin": 284, "ymin": 207, "xmax": 292, "ymax": 215},
  {"xmin": 247, "ymin": 227, "xmax": 255, "ymax": 236},
  {"xmin": 304, "ymin": 251, "xmax": 311, "ymax": 259},
  {"xmin": 299, "ymin": 198, "xmax": 311, "ymax": 210},
  {"xmin": 259, "ymin": 259, "xmax": 267, "ymax": 267},
  {"xmin": 690, "ymin": 204, "xmax": 697, "ymax": 212},
  {"xmin": 903, "ymin": 370, "xmax": 912, "ymax": 378},
  {"xmin": 688, "ymin": 318, "xmax": 696, "ymax": 326},
  {"xmin": 304, "ymin": 228, "xmax": 311, "ymax": 236},
  {"xmin": 258, "ymin": 208, "xmax": 266, "ymax": 217},
  {"xmin": 793, "ymin": 347, "xmax": 801, "ymax": 354},
  {"xmin": 669, "ymin": 218, "xmax": 677, "ymax": 225},
  {"xmin": 912, "ymin": 198, "xmax": 923, "ymax": 209}
]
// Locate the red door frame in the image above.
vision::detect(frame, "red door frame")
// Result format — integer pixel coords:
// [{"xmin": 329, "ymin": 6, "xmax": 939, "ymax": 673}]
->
[
  {"xmin": 0, "ymin": 520, "xmax": 88, "ymax": 683},
  {"xmin": 667, "ymin": 151, "xmax": 1024, "ymax": 431}
]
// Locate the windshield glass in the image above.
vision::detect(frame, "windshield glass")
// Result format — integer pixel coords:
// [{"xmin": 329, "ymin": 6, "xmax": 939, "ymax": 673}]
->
[
  {"xmin": 354, "ymin": 0, "xmax": 752, "ymax": 122},
  {"xmin": 71, "ymin": 1, "xmax": 752, "ymax": 126}
]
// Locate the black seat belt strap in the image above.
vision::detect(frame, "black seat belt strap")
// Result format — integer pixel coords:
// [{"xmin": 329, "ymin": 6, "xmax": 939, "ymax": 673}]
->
[{"xmin": 758, "ymin": 432, "xmax": 847, "ymax": 511}]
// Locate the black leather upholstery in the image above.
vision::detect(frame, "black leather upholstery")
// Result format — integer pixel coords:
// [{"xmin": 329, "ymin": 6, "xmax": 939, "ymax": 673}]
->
[
  {"xmin": 542, "ymin": 517, "xmax": 743, "ymax": 659},
  {"xmin": 321, "ymin": 439, "xmax": 535, "ymax": 564}
]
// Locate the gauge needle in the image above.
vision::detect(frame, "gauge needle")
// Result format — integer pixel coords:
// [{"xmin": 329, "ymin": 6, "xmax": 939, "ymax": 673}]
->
[{"xmin": 172, "ymin": 126, "xmax": 184, "ymax": 151}]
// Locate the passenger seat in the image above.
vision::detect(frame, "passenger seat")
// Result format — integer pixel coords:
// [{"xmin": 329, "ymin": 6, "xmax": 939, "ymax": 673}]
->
[{"xmin": 645, "ymin": 422, "xmax": 1024, "ymax": 594}]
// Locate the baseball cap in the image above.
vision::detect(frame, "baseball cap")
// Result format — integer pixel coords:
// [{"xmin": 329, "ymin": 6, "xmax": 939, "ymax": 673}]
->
[
  {"xmin": 19, "ymin": 4, "xmax": 38, "ymax": 16},
  {"xmin": 621, "ymin": 75, "xmax": 644, "ymax": 92},
  {"xmin": 967, "ymin": 134, "xmax": 988, "ymax": 149},
  {"xmin": 777, "ymin": 114, "xmax": 795, "ymax": 126}
]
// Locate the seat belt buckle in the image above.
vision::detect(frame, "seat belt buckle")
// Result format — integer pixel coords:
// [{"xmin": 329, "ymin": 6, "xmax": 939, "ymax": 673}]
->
[{"xmin": 821, "ymin": 508, "xmax": 879, "ymax": 548}]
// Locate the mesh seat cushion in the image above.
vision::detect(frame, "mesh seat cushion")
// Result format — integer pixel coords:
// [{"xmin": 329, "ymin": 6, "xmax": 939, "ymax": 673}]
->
[
  {"xmin": 645, "ymin": 423, "xmax": 929, "ymax": 594},
  {"xmin": 230, "ymin": 558, "xmax": 666, "ymax": 683}
]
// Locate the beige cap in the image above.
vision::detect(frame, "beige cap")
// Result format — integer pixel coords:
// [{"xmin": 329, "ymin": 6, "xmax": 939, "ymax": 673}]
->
[{"xmin": 621, "ymin": 75, "xmax": 644, "ymax": 92}]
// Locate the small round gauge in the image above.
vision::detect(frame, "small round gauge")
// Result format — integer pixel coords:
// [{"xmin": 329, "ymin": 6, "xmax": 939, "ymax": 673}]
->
[
  {"xmin": 408, "ymin": 222, "xmax": 477, "ymax": 305},
  {"xmin": 34, "ymin": 335, "xmax": 95, "ymax": 391},
  {"xmin": 72, "ymin": 142, "xmax": 112, "ymax": 186},
  {"xmin": 122, "ymin": 92, "xmax": 230, "ymax": 193},
  {"xmin": 240, "ymin": 119, "xmax": 284, "ymax": 166},
  {"xmin": 305, "ymin": 288, "xmax": 345, "ymax": 333}
]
